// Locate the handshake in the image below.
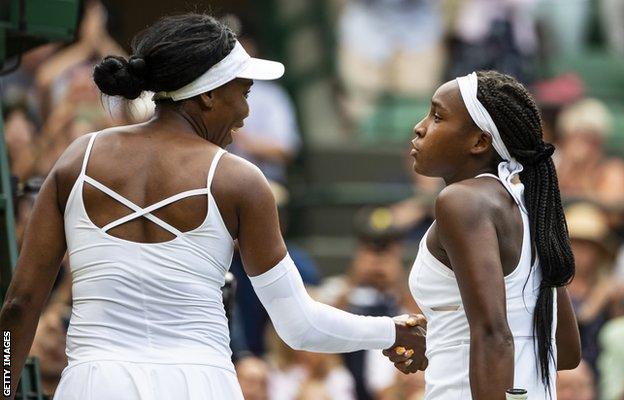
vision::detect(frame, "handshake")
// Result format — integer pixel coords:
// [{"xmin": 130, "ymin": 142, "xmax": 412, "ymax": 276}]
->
[{"xmin": 383, "ymin": 314, "xmax": 428, "ymax": 374}]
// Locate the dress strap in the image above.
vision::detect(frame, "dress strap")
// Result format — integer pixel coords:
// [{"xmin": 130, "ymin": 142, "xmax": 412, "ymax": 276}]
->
[
  {"xmin": 102, "ymin": 188, "xmax": 211, "ymax": 234},
  {"xmin": 474, "ymin": 164, "xmax": 527, "ymax": 215},
  {"xmin": 84, "ymin": 175, "xmax": 184, "ymax": 237},
  {"xmin": 474, "ymin": 172, "xmax": 499, "ymax": 180},
  {"xmin": 207, "ymin": 149, "xmax": 227, "ymax": 189},
  {"xmin": 80, "ymin": 132, "xmax": 101, "ymax": 176}
]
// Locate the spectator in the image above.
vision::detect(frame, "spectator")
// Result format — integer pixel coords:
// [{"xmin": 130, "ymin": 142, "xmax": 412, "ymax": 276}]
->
[
  {"xmin": 317, "ymin": 207, "xmax": 413, "ymax": 400},
  {"xmin": 3, "ymin": 105, "xmax": 37, "ymax": 182},
  {"xmin": 565, "ymin": 202, "xmax": 620, "ymax": 376},
  {"xmin": 36, "ymin": 0, "xmax": 125, "ymax": 115},
  {"xmin": 0, "ymin": 42, "xmax": 60, "ymax": 126},
  {"xmin": 378, "ymin": 370, "xmax": 426, "ymax": 400},
  {"xmin": 235, "ymin": 356, "xmax": 270, "ymax": 400},
  {"xmin": 555, "ymin": 98, "xmax": 624, "ymax": 208},
  {"xmin": 296, "ymin": 381, "xmax": 333, "ymax": 400},
  {"xmin": 447, "ymin": 0, "xmax": 540, "ymax": 83},
  {"xmin": 266, "ymin": 326, "xmax": 356, "ymax": 400},
  {"xmin": 557, "ymin": 360, "xmax": 596, "ymax": 400},
  {"xmin": 337, "ymin": 0, "xmax": 446, "ymax": 122}
]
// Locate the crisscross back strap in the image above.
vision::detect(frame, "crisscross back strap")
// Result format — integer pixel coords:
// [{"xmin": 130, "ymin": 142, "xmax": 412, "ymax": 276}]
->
[
  {"xmin": 101, "ymin": 187, "xmax": 211, "ymax": 234},
  {"xmin": 82, "ymin": 144, "xmax": 227, "ymax": 238},
  {"xmin": 84, "ymin": 175, "xmax": 184, "ymax": 236},
  {"xmin": 80, "ymin": 132, "xmax": 101, "ymax": 176},
  {"xmin": 207, "ymin": 149, "xmax": 227, "ymax": 188}
]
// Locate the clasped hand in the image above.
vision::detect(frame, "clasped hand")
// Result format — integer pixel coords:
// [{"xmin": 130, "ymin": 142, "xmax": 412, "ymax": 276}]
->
[{"xmin": 383, "ymin": 314, "xmax": 427, "ymax": 374}]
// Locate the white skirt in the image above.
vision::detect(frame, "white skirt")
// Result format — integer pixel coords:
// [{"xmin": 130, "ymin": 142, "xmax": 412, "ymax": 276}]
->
[{"xmin": 53, "ymin": 360, "xmax": 244, "ymax": 400}]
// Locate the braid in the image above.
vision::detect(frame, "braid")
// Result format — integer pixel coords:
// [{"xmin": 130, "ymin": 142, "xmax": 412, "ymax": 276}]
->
[{"xmin": 475, "ymin": 71, "xmax": 575, "ymax": 394}]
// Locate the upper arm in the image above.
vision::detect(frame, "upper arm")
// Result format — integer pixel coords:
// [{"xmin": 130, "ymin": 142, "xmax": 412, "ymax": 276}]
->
[
  {"xmin": 435, "ymin": 185, "xmax": 510, "ymax": 335},
  {"xmin": 5, "ymin": 170, "xmax": 67, "ymax": 309},
  {"xmin": 233, "ymin": 160, "xmax": 287, "ymax": 276}
]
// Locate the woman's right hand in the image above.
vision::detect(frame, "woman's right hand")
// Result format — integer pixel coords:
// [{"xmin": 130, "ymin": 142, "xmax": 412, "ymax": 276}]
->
[{"xmin": 382, "ymin": 314, "xmax": 427, "ymax": 374}]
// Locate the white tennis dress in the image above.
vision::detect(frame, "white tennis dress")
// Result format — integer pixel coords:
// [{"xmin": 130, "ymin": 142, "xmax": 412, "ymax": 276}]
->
[
  {"xmin": 53, "ymin": 132, "xmax": 243, "ymax": 399},
  {"xmin": 408, "ymin": 173, "xmax": 557, "ymax": 399}
]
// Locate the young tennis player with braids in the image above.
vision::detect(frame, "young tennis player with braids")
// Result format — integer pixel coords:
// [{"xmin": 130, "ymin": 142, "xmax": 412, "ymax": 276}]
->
[{"xmin": 398, "ymin": 71, "xmax": 581, "ymax": 399}]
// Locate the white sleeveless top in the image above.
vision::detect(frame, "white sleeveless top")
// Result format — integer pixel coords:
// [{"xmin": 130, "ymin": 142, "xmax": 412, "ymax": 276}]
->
[
  {"xmin": 408, "ymin": 173, "xmax": 557, "ymax": 399},
  {"xmin": 63, "ymin": 131, "xmax": 235, "ymax": 371}
]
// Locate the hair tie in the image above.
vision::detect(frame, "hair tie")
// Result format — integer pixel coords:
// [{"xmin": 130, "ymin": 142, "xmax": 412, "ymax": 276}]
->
[
  {"xmin": 534, "ymin": 143, "xmax": 555, "ymax": 164},
  {"xmin": 513, "ymin": 143, "xmax": 555, "ymax": 166}
]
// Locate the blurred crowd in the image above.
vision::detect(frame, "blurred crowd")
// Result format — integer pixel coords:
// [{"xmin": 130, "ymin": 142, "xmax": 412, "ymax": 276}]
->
[{"xmin": 3, "ymin": 0, "xmax": 624, "ymax": 399}]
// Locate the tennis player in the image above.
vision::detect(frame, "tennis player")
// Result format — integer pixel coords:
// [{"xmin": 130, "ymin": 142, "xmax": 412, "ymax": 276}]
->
[
  {"xmin": 398, "ymin": 71, "xmax": 582, "ymax": 399},
  {"xmin": 0, "ymin": 14, "xmax": 426, "ymax": 399}
]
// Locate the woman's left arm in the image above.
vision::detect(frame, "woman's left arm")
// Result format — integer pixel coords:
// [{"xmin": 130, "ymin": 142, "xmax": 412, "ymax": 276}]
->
[
  {"xmin": 0, "ymin": 169, "xmax": 67, "ymax": 400},
  {"xmin": 435, "ymin": 185, "xmax": 514, "ymax": 400}
]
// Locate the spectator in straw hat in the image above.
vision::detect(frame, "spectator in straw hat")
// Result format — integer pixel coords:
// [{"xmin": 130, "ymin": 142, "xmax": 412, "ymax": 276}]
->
[
  {"xmin": 555, "ymin": 99, "xmax": 624, "ymax": 208},
  {"xmin": 566, "ymin": 202, "xmax": 620, "ymax": 376}
]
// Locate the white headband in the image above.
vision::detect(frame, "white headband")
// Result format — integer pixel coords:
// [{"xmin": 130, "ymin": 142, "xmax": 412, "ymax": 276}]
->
[
  {"xmin": 456, "ymin": 72, "xmax": 526, "ymax": 212},
  {"xmin": 154, "ymin": 41, "xmax": 285, "ymax": 101}
]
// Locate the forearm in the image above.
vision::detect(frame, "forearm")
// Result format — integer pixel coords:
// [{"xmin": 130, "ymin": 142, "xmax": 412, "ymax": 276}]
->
[
  {"xmin": 469, "ymin": 332, "xmax": 514, "ymax": 400},
  {"xmin": 0, "ymin": 297, "xmax": 41, "ymax": 400},
  {"xmin": 556, "ymin": 287, "xmax": 581, "ymax": 370},
  {"xmin": 250, "ymin": 253, "xmax": 396, "ymax": 352}
]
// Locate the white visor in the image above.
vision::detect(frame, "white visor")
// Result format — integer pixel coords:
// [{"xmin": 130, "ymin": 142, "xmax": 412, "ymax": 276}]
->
[
  {"xmin": 237, "ymin": 58, "xmax": 285, "ymax": 81},
  {"xmin": 154, "ymin": 41, "xmax": 284, "ymax": 101}
]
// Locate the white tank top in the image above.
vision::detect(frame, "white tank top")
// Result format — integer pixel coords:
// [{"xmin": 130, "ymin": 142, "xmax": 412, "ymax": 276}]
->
[
  {"xmin": 63, "ymin": 132, "xmax": 235, "ymax": 371},
  {"xmin": 408, "ymin": 173, "xmax": 557, "ymax": 399}
]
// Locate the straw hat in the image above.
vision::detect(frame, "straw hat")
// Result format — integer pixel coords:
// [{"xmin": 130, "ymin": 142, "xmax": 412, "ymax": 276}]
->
[
  {"xmin": 558, "ymin": 98, "xmax": 613, "ymax": 138},
  {"xmin": 565, "ymin": 202, "xmax": 618, "ymax": 260}
]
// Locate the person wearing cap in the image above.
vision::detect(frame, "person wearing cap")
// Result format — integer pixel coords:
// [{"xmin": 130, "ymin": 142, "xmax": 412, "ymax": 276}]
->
[{"xmin": 0, "ymin": 14, "xmax": 426, "ymax": 400}]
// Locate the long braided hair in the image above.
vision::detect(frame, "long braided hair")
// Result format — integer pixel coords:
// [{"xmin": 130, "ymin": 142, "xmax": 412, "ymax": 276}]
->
[{"xmin": 475, "ymin": 70, "xmax": 575, "ymax": 391}]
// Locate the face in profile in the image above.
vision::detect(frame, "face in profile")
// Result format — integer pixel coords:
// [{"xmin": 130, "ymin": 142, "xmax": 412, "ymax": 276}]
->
[
  {"xmin": 351, "ymin": 243, "xmax": 404, "ymax": 291},
  {"xmin": 410, "ymin": 80, "xmax": 480, "ymax": 178},
  {"xmin": 207, "ymin": 78, "xmax": 253, "ymax": 146}
]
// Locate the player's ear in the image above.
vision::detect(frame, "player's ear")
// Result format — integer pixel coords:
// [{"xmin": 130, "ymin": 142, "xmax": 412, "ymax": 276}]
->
[{"xmin": 470, "ymin": 131, "xmax": 492, "ymax": 156}]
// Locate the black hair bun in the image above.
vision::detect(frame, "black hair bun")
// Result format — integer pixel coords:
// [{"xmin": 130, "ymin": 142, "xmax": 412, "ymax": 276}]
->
[
  {"xmin": 128, "ymin": 55, "xmax": 147, "ymax": 76},
  {"xmin": 93, "ymin": 55, "xmax": 146, "ymax": 100}
]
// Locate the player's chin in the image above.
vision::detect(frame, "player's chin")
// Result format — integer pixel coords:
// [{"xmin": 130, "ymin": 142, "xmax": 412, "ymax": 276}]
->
[
  {"xmin": 412, "ymin": 160, "xmax": 438, "ymax": 178},
  {"xmin": 412, "ymin": 159, "xmax": 426, "ymax": 175}
]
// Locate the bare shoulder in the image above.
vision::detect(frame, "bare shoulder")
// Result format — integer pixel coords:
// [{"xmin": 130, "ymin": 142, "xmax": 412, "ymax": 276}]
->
[
  {"xmin": 214, "ymin": 152, "xmax": 275, "ymax": 207},
  {"xmin": 435, "ymin": 179, "xmax": 495, "ymax": 225}
]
